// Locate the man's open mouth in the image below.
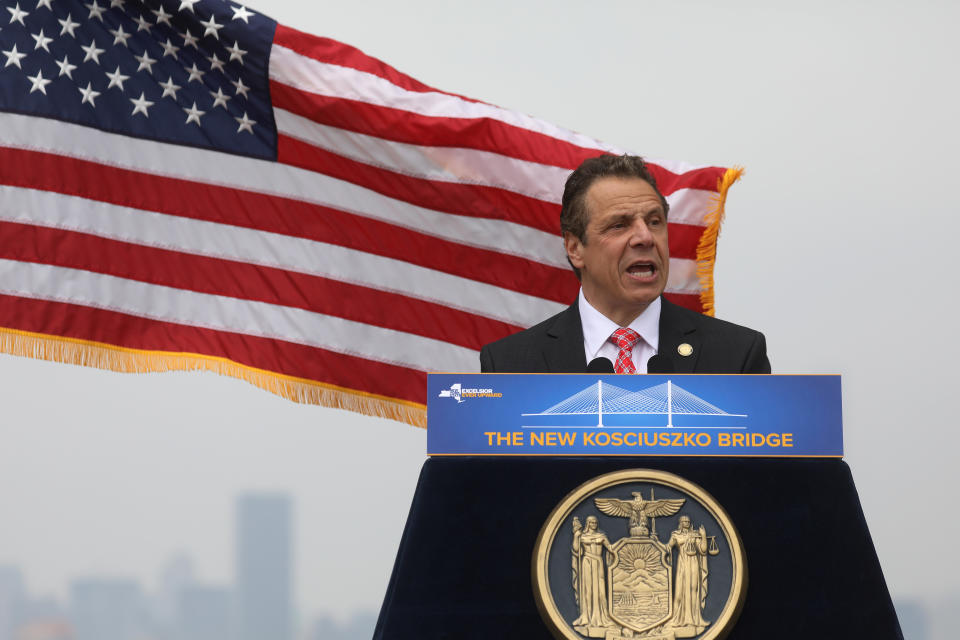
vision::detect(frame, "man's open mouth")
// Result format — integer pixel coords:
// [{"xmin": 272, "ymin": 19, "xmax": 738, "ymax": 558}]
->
[{"xmin": 626, "ymin": 262, "xmax": 656, "ymax": 277}]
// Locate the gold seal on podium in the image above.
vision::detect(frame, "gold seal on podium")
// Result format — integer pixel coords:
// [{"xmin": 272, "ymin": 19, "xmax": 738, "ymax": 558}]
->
[{"xmin": 532, "ymin": 470, "xmax": 746, "ymax": 640}]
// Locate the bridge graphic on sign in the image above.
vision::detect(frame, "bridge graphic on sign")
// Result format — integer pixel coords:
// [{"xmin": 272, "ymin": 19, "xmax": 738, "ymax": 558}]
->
[{"xmin": 522, "ymin": 380, "xmax": 746, "ymax": 427}]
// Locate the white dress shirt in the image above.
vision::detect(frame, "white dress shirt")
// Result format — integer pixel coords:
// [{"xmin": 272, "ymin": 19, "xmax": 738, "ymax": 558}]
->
[{"xmin": 578, "ymin": 290, "xmax": 660, "ymax": 373}]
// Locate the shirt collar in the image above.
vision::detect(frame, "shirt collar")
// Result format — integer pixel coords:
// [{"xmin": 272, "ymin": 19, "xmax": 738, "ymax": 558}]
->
[{"xmin": 579, "ymin": 290, "xmax": 661, "ymax": 359}]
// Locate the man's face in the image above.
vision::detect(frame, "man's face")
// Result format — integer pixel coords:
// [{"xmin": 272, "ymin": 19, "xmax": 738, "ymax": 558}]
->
[{"xmin": 564, "ymin": 176, "xmax": 669, "ymax": 326}]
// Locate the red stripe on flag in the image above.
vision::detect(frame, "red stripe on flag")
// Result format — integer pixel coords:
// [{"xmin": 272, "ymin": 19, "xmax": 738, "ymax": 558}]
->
[
  {"xmin": 0, "ymin": 293, "xmax": 428, "ymax": 405},
  {"xmin": 649, "ymin": 165, "xmax": 727, "ymax": 197},
  {"xmin": 663, "ymin": 292, "xmax": 705, "ymax": 312},
  {"xmin": 667, "ymin": 224, "xmax": 709, "ymax": 259},
  {"xmin": 0, "ymin": 221, "xmax": 524, "ymax": 351},
  {"xmin": 275, "ymin": 24, "xmax": 448, "ymax": 97},
  {"xmin": 270, "ymin": 81, "xmax": 608, "ymax": 171},
  {"xmin": 277, "ymin": 134, "xmax": 561, "ymax": 234}
]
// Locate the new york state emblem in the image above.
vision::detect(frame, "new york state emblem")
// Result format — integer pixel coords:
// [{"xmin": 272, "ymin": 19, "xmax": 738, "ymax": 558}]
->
[{"xmin": 532, "ymin": 470, "xmax": 746, "ymax": 640}]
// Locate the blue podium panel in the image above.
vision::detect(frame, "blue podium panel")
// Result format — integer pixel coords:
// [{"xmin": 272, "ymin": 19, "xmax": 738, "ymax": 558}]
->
[{"xmin": 427, "ymin": 374, "xmax": 842, "ymax": 457}]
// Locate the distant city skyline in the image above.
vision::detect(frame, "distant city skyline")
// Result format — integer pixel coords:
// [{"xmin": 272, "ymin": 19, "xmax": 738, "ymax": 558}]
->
[{"xmin": 0, "ymin": 492, "xmax": 377, "ymax": 640}]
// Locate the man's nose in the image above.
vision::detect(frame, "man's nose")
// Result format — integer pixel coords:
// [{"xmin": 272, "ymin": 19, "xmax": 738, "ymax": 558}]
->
[{"xmin": 628, "ymin": 219, "xmax": 654, "ymax": 246}]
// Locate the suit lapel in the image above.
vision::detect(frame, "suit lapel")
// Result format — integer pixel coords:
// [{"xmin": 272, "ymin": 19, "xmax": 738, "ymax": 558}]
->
[
  {"xmin": 657, "ymin": 299, "xmax": 701, "ymax": 373},
  {"xmin": 539, "ymin": 299, "xmax": 703, "ymax": 373},
  {"xmin": 543, "ymin": 303, "xmax": 587, "ymax": 373}
]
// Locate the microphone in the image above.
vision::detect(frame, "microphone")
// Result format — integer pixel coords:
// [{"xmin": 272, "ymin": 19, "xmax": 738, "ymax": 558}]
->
[
  {"xmin": 586, "ymin": 357, "xmax": 615, "ymax": 373},
  {"xmin": 646, "ymin": 354, "xmax": 675, "ymax": 374}
]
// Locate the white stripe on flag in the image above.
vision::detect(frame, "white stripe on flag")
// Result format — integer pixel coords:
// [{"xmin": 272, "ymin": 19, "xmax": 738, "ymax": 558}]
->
[
  {"xmin": 666, "ymin": 189, "xmax": 719, "ymax": 227},
  {"xmin": 0, "ymin": 258, "xmax": 480, "ymax": 372},
  {"xmin": 0, "ymin": 186, "xmax": 568, "ymax": 328},
  {"xmin": 665, "ymin": 259, "xmax": 699, "ymax": 294},
  {"xmin": 274, "ymin": 107, "xmax": 569, "ymax": 203}
]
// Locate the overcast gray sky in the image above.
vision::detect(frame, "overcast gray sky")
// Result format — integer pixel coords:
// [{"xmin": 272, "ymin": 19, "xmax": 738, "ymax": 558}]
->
[{"xmin": 1, "ymin": 0, "xmax": 958, "ymax": 636}]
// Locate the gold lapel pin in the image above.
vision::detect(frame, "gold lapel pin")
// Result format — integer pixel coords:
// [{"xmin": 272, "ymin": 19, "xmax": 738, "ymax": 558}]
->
[{"xmin": 678, "ymin": 343, "xmax": 693, "ymax": 357}]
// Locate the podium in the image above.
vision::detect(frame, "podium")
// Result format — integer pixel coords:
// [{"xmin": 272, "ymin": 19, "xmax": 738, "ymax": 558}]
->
[{"xmin": 374, "ymin": 376, "xmax": 903, "ymax": 639}]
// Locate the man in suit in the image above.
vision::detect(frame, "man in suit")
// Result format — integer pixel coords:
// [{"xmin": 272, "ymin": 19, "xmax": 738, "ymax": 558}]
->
[{"xmin": 480, "ymin": 154, "xmax": 769, "ymax": 374}]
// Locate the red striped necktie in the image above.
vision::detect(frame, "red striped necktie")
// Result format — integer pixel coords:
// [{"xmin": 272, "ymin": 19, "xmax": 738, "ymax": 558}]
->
[{"xmin": 610, "ymin": 328, "xmax": 641, "ymax": 374}]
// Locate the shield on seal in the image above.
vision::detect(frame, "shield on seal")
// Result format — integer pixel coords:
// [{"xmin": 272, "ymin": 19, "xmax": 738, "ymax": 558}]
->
[{"xmin": 607, "ymin": 536, "xmax": 673, "ymax": 632}]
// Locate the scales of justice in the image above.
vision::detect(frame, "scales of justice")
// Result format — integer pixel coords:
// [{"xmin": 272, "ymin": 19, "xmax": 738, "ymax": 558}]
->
[{"xmin": 570, "ymin": 489, "xmax": 720, "ymax": 639}]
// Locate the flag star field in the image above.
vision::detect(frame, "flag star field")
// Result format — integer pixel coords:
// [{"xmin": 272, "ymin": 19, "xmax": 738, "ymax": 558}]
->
[{"xmin": 0, "ymin": 0, "xmax": 276, "ymax": 158}]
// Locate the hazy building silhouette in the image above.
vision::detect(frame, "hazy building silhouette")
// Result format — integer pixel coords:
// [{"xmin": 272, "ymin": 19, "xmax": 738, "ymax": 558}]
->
[
  {"xmin": 308, "ymin": 612, "xmax": 377, "ymax": 640},
  {"xmin": 0, "ymin": 567, "xmax": 25, "ymax": 640},
  {"xmin": 70, "ymin": 579, "xmax": 144, "ymax": 640},
  {"xmin": 235, "ymin": 494, "xmax": 292, "ymax": 640},
  {"xmin": 894, "ymin": 599, "xmax": 928, "ymax": 640},
  {"xmin": 177, "ymin": 585, "xmax": 233, "ymax": 640},
  {"xmin": 153, "ymin": 552, "xmax": 196, "ymax": 639},
  {"xmin": 930, "ymin": 592, "xmax": 960, "ymax": 640}
]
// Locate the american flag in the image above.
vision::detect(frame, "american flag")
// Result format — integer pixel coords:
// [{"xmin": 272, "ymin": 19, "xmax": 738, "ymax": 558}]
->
[{"xmin": 0, "ymin": 0, "xmax": 741, "ymax": 427}]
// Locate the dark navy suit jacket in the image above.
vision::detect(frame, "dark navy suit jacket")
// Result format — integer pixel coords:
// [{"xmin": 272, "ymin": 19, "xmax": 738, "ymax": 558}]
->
[{"xmin": 479, "ymin": 298, "xmax": 770, "ymax": 374}]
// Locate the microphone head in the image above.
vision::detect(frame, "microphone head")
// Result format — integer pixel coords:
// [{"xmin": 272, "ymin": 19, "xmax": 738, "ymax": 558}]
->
[
  {"xmin": 646, "ymin": 354, "xmax": 675, "ymax": 374},
  {"xmin": 586, "ymin": 357, "xmax": 615, "ymax": 373}
]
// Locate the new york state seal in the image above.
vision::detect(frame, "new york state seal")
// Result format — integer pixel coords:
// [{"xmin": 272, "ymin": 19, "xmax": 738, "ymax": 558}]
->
[{"xmin": 532, "ymin": 470, "xmax": 746, "ymax": 640}]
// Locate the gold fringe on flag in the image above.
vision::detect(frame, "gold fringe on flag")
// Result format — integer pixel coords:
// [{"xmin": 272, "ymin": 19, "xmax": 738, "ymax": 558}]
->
[
  {"xmin": 0, "ymin": 327, "xmax": 427, "ymax": 428},
  {"xmin": 695, "ymin": 166, "xmax": 745, "ymax": 317}
]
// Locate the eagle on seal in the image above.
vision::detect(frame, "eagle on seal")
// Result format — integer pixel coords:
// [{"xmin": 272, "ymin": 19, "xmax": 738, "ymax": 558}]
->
[{"xmin": 594, "ymin": 492, "xmax": 685, "ymax": 536}]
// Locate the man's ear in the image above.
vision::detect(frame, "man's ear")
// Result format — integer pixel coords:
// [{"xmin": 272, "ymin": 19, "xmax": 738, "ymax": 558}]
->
[{"xmin": 563, "ymin": 232, "xmax": 585, "ymax": 270}]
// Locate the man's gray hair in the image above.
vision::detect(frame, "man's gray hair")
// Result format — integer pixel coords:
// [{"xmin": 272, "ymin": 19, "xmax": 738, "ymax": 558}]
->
[{"xmin": 559, "ymin": 154, "xmax": 669, "ymax": 279}]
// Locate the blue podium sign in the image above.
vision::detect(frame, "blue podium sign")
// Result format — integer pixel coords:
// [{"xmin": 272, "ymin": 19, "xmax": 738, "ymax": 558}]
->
[{"xmin": 427, "ymin": 374, "xmax": 842, "ymax": 457}]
